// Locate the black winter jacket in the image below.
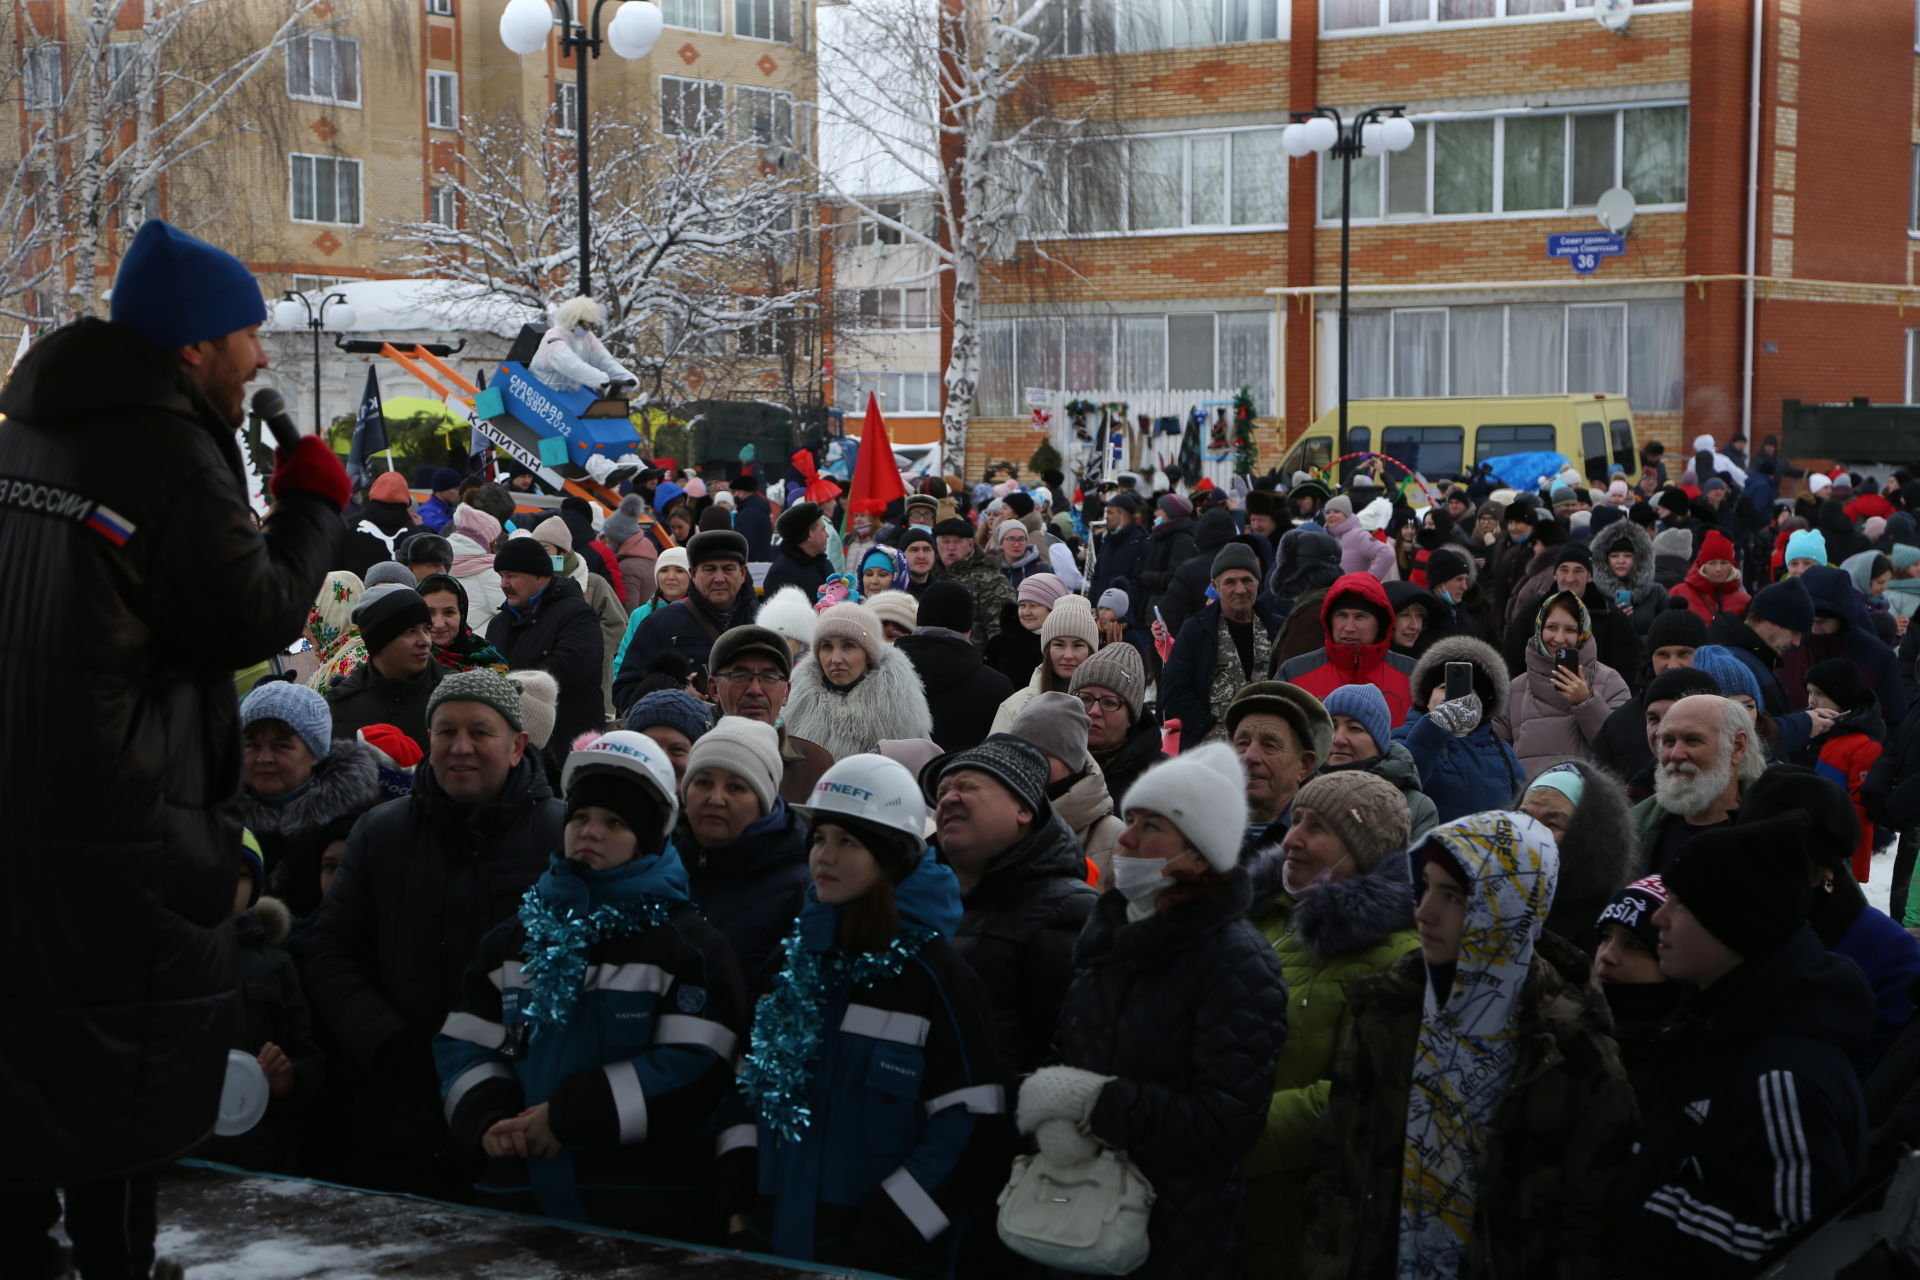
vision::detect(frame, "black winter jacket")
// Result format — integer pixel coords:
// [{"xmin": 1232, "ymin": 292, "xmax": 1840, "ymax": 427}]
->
[
  {"xmin": 302, "ymin": 755, "xmax": 560, "ymax": 1156},
  {"xmin": 949, "ymin": 810, "xmax": 1097, "ymax": 1080},
  {"xmin": 1093, "ymin": 719, "xmax": 1165, "ymax": 810},
  {"xmin": 613, "ymin": 589, "xmax": 758, "ymax": 710},
  {"xmin": 323, "ymin": 658, "xmax": 446, "ymax": 752},
  {"xmin": 1137, "ymin": 513, "xmax": 1198, "ymax": 614},
  {"xmin": 897, "ymin": 626, "xmax": 1016, "ymax": 753},
  {"xmin": 678, "ymin": 799, "xmax": 812, "ymax": 985},
  {"xmin": 1090, "ymin": 521, "xmax": 1151, "ymax": 625},
  {"xmin": 1158, "ymin": 508, "xmax": 1240, "ymax": 639},
  {"xmin": 732, "ymin": 493, "xmax": 775, "ymax": 561},
  {"xmin": 1052, "ymin": 871, "xmax": 1289, "ymax": 1280},
  {"xmin": 337, "ymin": 500, "xmax": 414, "ymax": 581},
  {"xmin": 1618, "ymin": 927, "xmax": 1874, "ymax": 1279},
  {"xmin": 485, "ymin": 575, "xmax": 606, "ymax": 755},
  {"xmin": 981, "ymin": 601, "xmax": 1042, "ymax": 688},
  {"xmin": 0, "ymin": 317, "xmax": 341, "ymax": 1188},
  {"xmin": 761, "ymin": 544, "xmax": 832, "ymax": 601}
]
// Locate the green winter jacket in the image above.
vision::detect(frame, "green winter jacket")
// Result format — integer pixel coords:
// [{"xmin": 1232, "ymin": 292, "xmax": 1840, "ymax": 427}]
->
[
  {"xmin": 1301, "ymin": 930, "xmax": 1638, "ymax": 1280},
  {"xmin": 1243, "ymin": 845, "xmax": 1420, "ymax": 1279}
]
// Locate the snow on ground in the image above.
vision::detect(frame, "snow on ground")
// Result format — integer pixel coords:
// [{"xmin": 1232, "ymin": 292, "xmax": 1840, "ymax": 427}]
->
[
  {"xmin": 143, "ymin": 1164, "xmax": 819, "ymax": 1280},
  {"xmin": 1866, "ymin": 841, "xmax": 1902, "ymax": 920}
]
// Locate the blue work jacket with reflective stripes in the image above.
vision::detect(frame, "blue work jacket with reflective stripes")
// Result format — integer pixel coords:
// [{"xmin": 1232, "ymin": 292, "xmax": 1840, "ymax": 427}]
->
[
  {"xmin": 433, "ymin": 849, "xmax": 748, "ymax": 1232},
  {"xmin": 740, "ymin": 851, "xmax": 1011, "ymax": 1278}
]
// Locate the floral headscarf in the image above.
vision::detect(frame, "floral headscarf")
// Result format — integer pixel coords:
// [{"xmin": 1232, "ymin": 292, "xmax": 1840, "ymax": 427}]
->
[
  {"xmin": 304, "ymin": 572, "xmax": 368, "ymax": 692},
  {"xmin": 1529, "ymin": 589, "xmax": 1592, "ymax": 658},
  {"xmin": 860, "ymin": 544, "xmax": 908, "ymax": 592}
]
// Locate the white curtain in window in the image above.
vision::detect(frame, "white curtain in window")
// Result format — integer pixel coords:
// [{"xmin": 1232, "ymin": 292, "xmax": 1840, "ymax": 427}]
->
[
  {"xmin": 1070, "ymin": 141, "xmax": 1125, "ymax": 233},
  {"xmin": 1386, "ymin": 125, "xmax": 1428, "ymax": 215},
  {"xmin": 1190, "ymin": 136, "xmax": 1227, "ymax": 226},
  {"xmin": 977, "ymin": 321, "xmax": 1016, "ymax": 417},
  {"xmin": 1219, "ymin": 312, "xmax": 1272, "ymax": 414},
  {"xmin": 1344, "ymin": 311, "xmax": 1392, "ymax": 401},
  {"xmin": 1118, "ymin": 316, "xmax": 1166, "ymax": 391},
  {"xmin": 1168, "ymin": 314, "xmax": 1216, "ymax": 388},
  {"xmin": 1503, "ymin": 114, "xmax": 1564, "ymax": 212},
  {"xmin": 1017, "ymin": 318, "xmax": 1064, "ymax": 396},
  {"xmin": 1325, "ymin": 152, "xmax": 1382, "ymax": 221},
  {"xmin": 1571, "ymin": 113, "xmax": 1615, "ymax": 205},
  {"xmin": 1433, "ymin": 119, "xmax": 1494, "ymax": 214},
  {"xmin": 1568, "ymin": 304, "xmax": 1626, "ymax": 394},
  {"xmin": 1508, "ymin": 304, "xmax": 1565, "ymax": 394},
  {"xmin": 1389, "ymin": 0, "xmax": 1428, "ymax": 18},
  {"xmin": 1438, "ymin": 0, "xmax": 1494, "ymax": 18},
  {"xmin": 1065, "ymin": 317, "xmax": 1114, "ymax": 389},
  {"xmin": 1324, "ymin": 0, "xmax": 1379, "ymax": 30},
  {"xmin": 1627, "ymin": 300, "xmax": 1684, "ymax": 412},
  {"xmin": 1231, "ymin": 130, "xmax": 1286, "ymax": 225},
  {"xmin": 1624, "ymin": 106, "xmax": 1688, "ymax": 205},
  {"xmin": 1393, "ymin": 310, "xmax": 1446, "ymax": 396},
  {"xmin": 1449, "ymin": 306, "xmax": 1505, "ymax": 395},
  {"xmin": 1130, "ymin": 136, "xmax": 1184, "ymax": 230}
]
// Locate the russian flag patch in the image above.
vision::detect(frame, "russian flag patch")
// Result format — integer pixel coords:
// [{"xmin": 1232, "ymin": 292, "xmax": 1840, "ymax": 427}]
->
[{"xmin": 85, "ymin": 504, "xmax": 135, "ymax": 546}]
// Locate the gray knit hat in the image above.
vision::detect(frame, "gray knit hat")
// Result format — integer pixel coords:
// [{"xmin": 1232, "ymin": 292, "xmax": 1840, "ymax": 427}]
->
[
  {"xmin": 240, "ymin": 680, "xmax": 333, "ymax": 761},
  {"xmin": 867, "ymin": 589, "xmax": 918, "ymax": 634},
  {"xmin": 1008, "ymin": 691, "xmax": 1091, "ymax": 773},
  {"xmin": 1069, "ymin": 643, "xmax": 1146, "ymax": 723},
  {"xmin": 1291, "ymin": 771, "xmax": 1411, "ymax": 872},
  {"xmin": 363, "ymin": 561, "xmax": 418, "ymax": 590},
  {"xmin": 920, "ymin": 733, "xmax": 1051, "ymax": 819},
  {"xmin": 1211, "ymin": 542, "xmax": 1260, "ymax": 580},
  {"xmin": 684, "ymin": 715, "xmax": 782, "ymax": 815},
  {"xmin": 1039, "ymin": 595, "xmax": 1098, "ymax": 650},
  {"xmin": 428, "ymin": 668, "xmax": 525, "ymax": 732},
  {"xmin": 813, "ymin": 601, "xmax": 886, "ymax": 665},
  {"xmin": 504, "ymin": 670, "xmax": 558, "ymax": 749}
]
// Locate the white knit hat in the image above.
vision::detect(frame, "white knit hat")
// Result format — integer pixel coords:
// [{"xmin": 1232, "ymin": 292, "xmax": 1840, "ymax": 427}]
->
[
  {"xmin": 504, "ymin": 669, "xmax": 560, "ymax": 749},
  {"xmin": 1356, "ymin": 497, "xmax": 1393, "ymax": 533},
  {"xmin": 684, "ymin": 715, "xmax": 783, "ymax": 816},
  {"xmin": 867, "ymin": 589, "xmax": 918, "ymax": 634},
  {"xmin": 1119, "ymin": 740, "xmax": 1249, "ymax": 872},
  {"xmin": 813, "ymin": 601, "xmax": 886, "ymax": 665},
  {"xmin": 756, "ymin": 585, "xmax": 817, "ymax": 651},
  {"xmin": 1039, "ymin": 594, "xmax": 1098, "ymax": 649},
  {"xmin": 656, "ymin": 546, "xmax": 689, "ymax": 573}
]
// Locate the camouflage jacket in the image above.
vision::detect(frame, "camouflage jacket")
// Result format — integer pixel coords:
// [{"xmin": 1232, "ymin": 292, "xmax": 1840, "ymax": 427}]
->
[
  {"xmin": 945, "ymin": 548, "xmax": 1015, "ymax": 652},
  {"xmin": 1301, "ymin": 931, "xmax": 1638, "ymax": 1280}
]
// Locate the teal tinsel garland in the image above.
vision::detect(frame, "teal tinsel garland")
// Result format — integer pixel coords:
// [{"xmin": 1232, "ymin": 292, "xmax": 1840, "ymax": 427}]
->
[
  {"xmin": 738, "ymin": 925, "xmax": 936, "ymax": 1142},
  {"xmin": 517, "ymin": 887, "xmax": 678, "ymax": 1036}
]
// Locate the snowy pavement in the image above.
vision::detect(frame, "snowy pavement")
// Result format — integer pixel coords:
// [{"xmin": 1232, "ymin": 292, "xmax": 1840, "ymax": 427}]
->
[
  {"xmin": 149, "ymin": 1164, "xmax": 833, "ymax": 1279},
  {"xmin": 1866, "ymin": 842, "xmax": 1908, "ymax": 921}
]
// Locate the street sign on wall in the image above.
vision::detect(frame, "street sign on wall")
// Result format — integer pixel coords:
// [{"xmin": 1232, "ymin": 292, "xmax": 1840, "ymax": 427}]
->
[{"xmin": 1547, "ymin": 232, "xmax": 1626, "ymax": 275}]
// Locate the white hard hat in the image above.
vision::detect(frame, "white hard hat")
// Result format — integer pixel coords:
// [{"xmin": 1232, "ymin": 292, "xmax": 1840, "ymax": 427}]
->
[
  {"xmin": 798, "ymin": 755, "xmax": 927, "ymax": 848},
  {"xmin": 561, "ymin": 731, "xmax": 679, "ymax": 840}
]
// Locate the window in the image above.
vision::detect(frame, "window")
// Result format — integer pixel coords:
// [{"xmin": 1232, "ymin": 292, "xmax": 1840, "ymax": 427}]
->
[
  {"xmin": 105, "ymin": 42, "xmax": 140, "ymax": 104},
  {"xmin": 838, "ymin": 371, "xmax": 940, "ymax": 415},
  {"xmin": 1475, "ymin": 424, "xmax": 1557, "ymax": 462},
  {"xmin": 289, "ymin": 153, "xmax": 363, "ymax": 225},
  {"xmin": 286, "ymin": 32, "xmax": 359, "ymax": 106},
  {"xmin": 1326, "ymin": 0, "xmax": 1609, "ymax": 31},
  {"xmin": 426, "ymin": 70, "xmax": 458, "ymax": 130},
  {"xmin": 1323, "ymin": 104, "xmax": 1688, "ymax": 222},
  {"xmin": 859, "ymin": 200, "xmax": 934, "ymax": 246},
  {"xmin": 1026, "ymin": 127, "xmax": 1288, "ymax": 237},
  {"xmin": 1581, "ymin": 419, "xmax": 1608, "ymax": 481},
  {"xmin": 737, "ymin": 87, "xmax": 793, "ymax": 146},
  {"xmin": 429, "ymin": 184, "xmax": 457, "ymax": 227},
  {"xmin": 660, "ymin": 76, "xmax": 725, "ymax": 136},
  {"xmin": 556, "ymin": 81, "xmax": 578, "ymax": 136},
  {"xmin": 1381, "ymin": 426, "xmax": 1464, "ymax": 478},
  {"xmin": 1322, "ymin": 300, "xmax": 1683, "ymax": 411},
  {"xmin": 736, "ymin": 304, "xmax": 790, "ymax": 357},
  {"xmin": 735, "ymin": 0, "xmax": 791, "ymax": 42},
  {"xmin": 973, "ymin": 310, "xmax": 1275, "ymax": 416},
  {"xmin": 847, "ymin": 288, "xmax": 935, "ymax": 330},
  {"xmin": 426, "ymin": 0, "xmax": 454, "ymax": 14},
  {"xmin": 668, "ymin": 308, "xmax": 728, "ymax": 356},
  {"xmin": 663, "ymin": 0, "xmax": 723, "ymax": 32},
  {"xmin": 1038, "ymin": 0, "xmax": 1287, "ymax": 54},
  {"xmin": 23, "ymin": 45, "xmax": 62, "ymax": 111}
]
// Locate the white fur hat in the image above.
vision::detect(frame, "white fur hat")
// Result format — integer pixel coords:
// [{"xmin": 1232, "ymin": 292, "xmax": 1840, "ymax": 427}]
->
[
  {"xmin": 504, "ymin": 669, "xmax": 560, "ymax": 749},
  {"xmin": 554, "ymin": 296, "xmax": 604, "ymax": 330},
  {"xmin": 1356, "ymin": 496, "xmax": 1393, "ymax": 533},
  {"xmin": 1118, "ymin": 741, "xmax": 1249, "ymax": 872},
  {"xmin": 755, "ymin": 585, "xmax": 817, "ymax": 650}
]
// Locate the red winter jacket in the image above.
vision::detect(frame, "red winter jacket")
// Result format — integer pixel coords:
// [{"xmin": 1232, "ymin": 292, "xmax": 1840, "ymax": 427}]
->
[
  {"xmin": 1668, "ymin": 530, "xmax": 1750, "ymax": 622},
  {"xmin": 1273, "ymin": 572, "xmax": 1416, "ymax": 725},
  {"xmin": 586, "ymin": 540, "xmax": 627, "ymax": 606}
]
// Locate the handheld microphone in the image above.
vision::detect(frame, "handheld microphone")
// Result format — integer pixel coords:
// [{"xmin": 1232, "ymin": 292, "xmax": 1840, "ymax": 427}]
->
[{"xmin": 250, "ymin": 388, "xmax": 303, "ymax": 451}]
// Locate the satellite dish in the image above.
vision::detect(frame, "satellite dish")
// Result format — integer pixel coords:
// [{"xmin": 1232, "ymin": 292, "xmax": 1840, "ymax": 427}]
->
[
  {"xmin": 1596, "ymin": 187, "xmax": 1637, "ymax": 234},
  {"xmin": 1596, "ymin": 0, "xmax": 1632, "ymax": 32}
]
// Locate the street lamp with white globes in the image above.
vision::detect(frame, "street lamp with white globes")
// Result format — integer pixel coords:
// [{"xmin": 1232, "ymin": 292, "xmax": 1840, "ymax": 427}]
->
[
  {"xmin": 499, "ymin": 0, "xmax": 664, "ymax": 298},
  {"xmin": 1281, "ymin": 105, "xmax": 1413, "ymax": 467},
  {"xmin": 272, "ymin": 291, "xmax": 357, "ymax": 432}
]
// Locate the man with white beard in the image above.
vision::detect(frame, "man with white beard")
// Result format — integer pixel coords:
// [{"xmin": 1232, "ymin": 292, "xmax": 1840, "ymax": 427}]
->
[{"xmin": 1630, "ymin": 694, "xmax": 1762, "ymax": 874}]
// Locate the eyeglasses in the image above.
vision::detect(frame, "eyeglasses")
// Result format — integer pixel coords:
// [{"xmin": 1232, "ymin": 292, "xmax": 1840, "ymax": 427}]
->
[
  {"xmin": 713, "ymin": 668, "xmax": 788, "ymax": 687},
  {"xmin": 1075, "ymin": 693, "xmax": 1125, "ymax": 714}
]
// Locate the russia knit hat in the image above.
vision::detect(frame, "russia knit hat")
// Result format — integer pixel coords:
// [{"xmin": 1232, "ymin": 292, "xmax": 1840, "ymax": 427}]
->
[
  {"xmin": 1664, "ymin": 813, "xmax": 1814, "ymax": 957},
  {"xmin": 1291, "ymin": 770, "xmax": 1410, "ymax": 872},
  {"xmin": 1211, "ymin": 542, "xmax": 1261, "ymax": 580},
  {"xmin": 240, "ymin": 681, "xmax": 333, "ymax": 762},
  {"xmin": 494, "ymin": 538, "xmax": 554, "ymax": 578},
  {"xmin": 1323, "ymin": 684, "xmax": 1391, "ymax": 759},
  {"xmin": 1684, "ymin": 645, "xmax": 1763, "ymax": 708},
  {"xmin": 1646, "ymin": 606, "xmax": 1708, "ymax": 653},
  {"xmin": 1069, "ymin": 642, "xmax": 1146, "ymax": 723},
  {"xmin": 1017, "ymin": 573, "xmax": 1070, "ymax": 609},
  {"xmin": 1008, "ymin": 691, "xmax": 1092, "ymax": 773},
  {"xmin": 1595, "ymin": 875, "xmax": 1669, "ymax": 954},
  {"xmin": 1784, "ymin": 528, "xmax": 1828, "ymax": 565},
  {"xmin": 1644, "ymin": 665, "xmax": 1722, "ymax": 706},
  {"xmin": 1119, "ymin": 741, "xmax": 1249, "ymax": 872},
  {"xmin": 708, "ymin": 625, "xmax": 794, "ymax": 680},
  {"xmin": 685, "ymin": 716, "xmax": 783, "ymax": 816},
  {"xmin": 110, "ymin": 218, "xmax": 267, "ymax": 352},
  {"xmin": 532, "ymin": 516, "xmax": 573, "ymax": 553},
  {"xmin": 504, "ymin": 670, "xmax": 558, "ymax": 748},
  {"xmin": 625, "ymin": 687, "xmax": 713, "ymax": 743},
  {"xmin": 1224, "ymin": 680, "xmax": 1333, "ymax": 763},
  {"xmin": 1040, "ymin": 596, "xmax": 1098, "ymax": 650},
  {"xmin": 429, "ymin": 668, "xmax": 525, "ymax": 733},
  {"xmin": 866, "ymin": 590, "xmax": 919, "ymax": 633},
  {"xmin": 813, "ymin": 601, "xmax": 886, "ymax": 665},
  {"xmin": 686, "ymin": 528, "xmax": 750, "ymax": 568},
  {"xmin": 921, "ymin": 733, "xmax": 1052, "ymax": 821},
  {"xmin": 352, "ymin": 583, "xmax": 431, "ymax": 656},
  {"xmin": 917, "ymin": 580, "xmax": 974, "ymax": 634},
  {"xmin": 1748, "ymin": 578, "xmax": 1816, "ymax": 634},
  {"xmin": 777, "ymin": 501, "xmax": 823, "ymax": 546}
]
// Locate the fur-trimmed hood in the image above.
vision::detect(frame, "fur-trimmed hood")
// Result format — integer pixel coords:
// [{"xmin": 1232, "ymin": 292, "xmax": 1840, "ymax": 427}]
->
[
  {"xmin": 1409, "ymin": 634, "xmax": 1510, "ymax": 725},
  {"xmin": 237, "ymin": 895, "xmax": 293, "ymax": 948},
  {"xmin": 1516, "ymin": 758, "xmax": 1641, "ymax": 946},
  {"xmin": 1247, "ymin": 845, "xmax": 1416, "ymax": 960},
  {"xmin": 782, "ymin": 642, "xmax": 934, "ymax": 760},
  {"xmin": 231, "ymin": 739, "xmax": 381, "ymax": 839},
  {"xmin": 1586, "ymin": 517, "xmax": 1655, "ymax": 593}
]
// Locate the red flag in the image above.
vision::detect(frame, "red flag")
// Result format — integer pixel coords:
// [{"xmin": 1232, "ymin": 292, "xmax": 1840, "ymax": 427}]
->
[{"xmin": 847, "ymin": 393, "xmax": 909, "ymax": 519}]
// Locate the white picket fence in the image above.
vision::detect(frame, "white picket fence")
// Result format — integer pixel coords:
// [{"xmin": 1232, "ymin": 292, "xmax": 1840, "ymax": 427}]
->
[{"xmin": 1030, "ymin": 387, "xmax": 1243, "ymax": 491}]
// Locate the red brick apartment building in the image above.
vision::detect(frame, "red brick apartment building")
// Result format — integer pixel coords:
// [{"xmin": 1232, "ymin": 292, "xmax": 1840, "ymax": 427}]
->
[{"xmin": 964, "ymin": 0, "xmax": 1920, "ymax": 480}]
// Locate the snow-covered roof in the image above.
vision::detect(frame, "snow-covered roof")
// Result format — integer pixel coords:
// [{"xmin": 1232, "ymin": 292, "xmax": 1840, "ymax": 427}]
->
[{"xmin": 272, "ymin": 278, "xmax": 536, "ymax": 340}]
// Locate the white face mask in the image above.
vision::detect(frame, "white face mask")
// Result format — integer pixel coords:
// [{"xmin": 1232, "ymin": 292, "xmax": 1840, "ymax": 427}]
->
[
  {"xmin": 1281, "ymin": 850, "xmax": 1352, "ymax": 898},
  {"xmin": 1110, "ymin": 854, "xmax": 1174, "ymax": 902}
]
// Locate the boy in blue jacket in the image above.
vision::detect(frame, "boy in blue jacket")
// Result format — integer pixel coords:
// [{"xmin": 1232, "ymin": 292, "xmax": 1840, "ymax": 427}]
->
[{"xmin": 434, "ymin": 731, "xmax": 748, "ymax": 1237}]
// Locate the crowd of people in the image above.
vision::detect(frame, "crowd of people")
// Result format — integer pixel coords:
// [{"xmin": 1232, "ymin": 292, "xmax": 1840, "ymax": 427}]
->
[{"xmin": 5, "ymin": 220, "xmax": 1920, "ymax": 1280}]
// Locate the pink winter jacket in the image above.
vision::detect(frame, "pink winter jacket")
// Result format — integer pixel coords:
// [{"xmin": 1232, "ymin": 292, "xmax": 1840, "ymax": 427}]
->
[
  {"xmin": 1493, "ymin": 637, "xmax": 1631, "ymax": 780},
  {"xmin": 1333, "ymin": 517, "xmax": 1398, "ymax": 581}
]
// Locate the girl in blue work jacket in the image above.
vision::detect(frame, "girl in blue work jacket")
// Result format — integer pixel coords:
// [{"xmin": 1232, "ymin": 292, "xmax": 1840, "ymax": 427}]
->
[{"xmin": 731, "ymin": 754, "xmax": 1008, "ymax": 1277}]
